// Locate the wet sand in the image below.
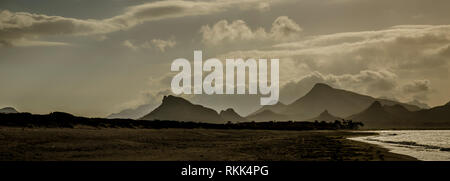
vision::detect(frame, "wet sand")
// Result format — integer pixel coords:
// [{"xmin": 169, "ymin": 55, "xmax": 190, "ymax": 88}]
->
[{"xmin": 0, "ymin": 127, "xmax": 416, "ymax": 161}]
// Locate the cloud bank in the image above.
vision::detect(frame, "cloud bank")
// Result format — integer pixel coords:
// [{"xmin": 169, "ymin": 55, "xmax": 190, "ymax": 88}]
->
[
  {"xmin": 200, "ymin": 16, "xmax": 302, "ymax": 45},
  {"xmin": 0, "ymin": 0, "xmax": 277, "ymax": 47},
  {"xmin": 220, "ymin": 25, "xmax": 450, "ymax": 104}
]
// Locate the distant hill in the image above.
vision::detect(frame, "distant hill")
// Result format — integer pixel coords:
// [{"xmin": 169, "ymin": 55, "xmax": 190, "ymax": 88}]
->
[
  {"xmin": 219, "ymin": 108, "xmax": 248, "ymax": 122},
  {"xmin": 107, "ymin": 103, "xmax": 156, "ymax": 119},
  {"xmin": 246, "ymin": 110, "xmax": 289, "ymax": 122},
  {"xmin": 305, "ymin": 110, "xmax": 343, "ymax": 122},
  {"xmin": 249, "ymin": 83, "xmax": 421, "ymax": 121},
  {"xmin": 413, "ymin": 101, "xmax": 450, "ymax": 125},
  {"xmin": 248, "ymin": 102, "xmax": 288, "ymax": 116},
  {"xmin": 347, "ymin": 101, "xmax": 411, "ymax": 128},
  {"xmin": 140, "ymin": 95, "xmax": 224, "ymax": 123},
  {"xmin": 0, "ymin": 107, "xmax": 18, "ymax": 114},
  {"xmin": 348, "ymin": 101, "xmax": 450, "ymax": 129}
]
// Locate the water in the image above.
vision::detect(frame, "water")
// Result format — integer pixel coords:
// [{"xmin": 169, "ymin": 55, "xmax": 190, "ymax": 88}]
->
[{"xmin": 349, "ymin": 130, "xmax": 450, "ymax": 161}]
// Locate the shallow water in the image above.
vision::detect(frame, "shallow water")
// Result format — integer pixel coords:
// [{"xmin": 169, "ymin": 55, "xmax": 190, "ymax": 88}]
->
[{"xmin": 349, "ymin": 130, "xmax": 450, "ymax": 161}]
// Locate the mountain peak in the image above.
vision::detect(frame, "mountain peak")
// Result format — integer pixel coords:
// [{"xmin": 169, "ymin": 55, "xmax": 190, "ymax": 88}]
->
[
  {"xmin": 220, "ymin": 108, "xmax": 236, "ymax": 114},
  {"xmin": 140, "ymin": 95, "xmax": 223, "ymax": 123},
  {"xmin": 312, "ymin": 83, "xmax": 333, "ymax": 90},
  {"xmin": 368, "ymin": 101, "xmax": 383, "ymax": 109},
  {"xmin": 306, "ymin": 109, "xmax": 342, "ymax": 122},
  {"xmin": 320, "ymin": 109, "xmax": 330, "ymax": 115},
  {"xmin": 162, "ymin": 95, "xmax": 191, "ymax": 105},
  {"xmin": 220, "ymin": 108, "xmax": 247, "ymax": 122},
  {"xmin": 0, "ymin": 107, "xmax": 18, "ymax": 114},
  {"xmin": 304, "ymin": 83, "xmax": 336, "ymax": 97}
]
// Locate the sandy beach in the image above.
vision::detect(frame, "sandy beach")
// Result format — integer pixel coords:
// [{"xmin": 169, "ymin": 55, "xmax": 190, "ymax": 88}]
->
[{"xmin": 0, "ymin": 127, "xmax": 416, "ymax": 161}]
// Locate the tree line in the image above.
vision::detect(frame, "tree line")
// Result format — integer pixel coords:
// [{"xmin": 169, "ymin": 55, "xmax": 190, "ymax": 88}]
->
[{"xmin": 0, "ymin": 112, "xmax": 363, "ymax": 130}]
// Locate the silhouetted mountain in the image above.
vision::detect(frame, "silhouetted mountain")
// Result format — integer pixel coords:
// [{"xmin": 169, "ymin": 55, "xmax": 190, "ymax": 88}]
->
[
  {"xmin": 0, "ymin": 107, "xmax": 18, "ymax": 114},
  {"xmin": 140, "ymin": 95, "xmax": 224, "ymax": 123},
  {"xmin": 249, "ymin": 102, "xmax": 288, "ymax": 116},
  {"xmin": 107, "ymin": 103, "xmax": 156, "ymax": 119},
  {"xmin": 413, "ymin": 101, "xmax": 450, "ymax": 124},
  {"xmin": 347, "ymin": 101, "xmax": 410, "ymax": 128},
  {"xmin": 220, "ymin": 108, "xmax": 248, "ymax": 122},
  {"xmin": 246, "ymin": 110, "xmax": 289, "ymax": 122},
  {"xmin": 250, "ymin": 83, "xmax": 421, "ymax": 121},
  {"xmin": 348, "ymin": 101, "xmax": 450, "ymax": 128},
  {"xmin": 305, "ymin": 110, "xmax": 342, "ymax": 122}
]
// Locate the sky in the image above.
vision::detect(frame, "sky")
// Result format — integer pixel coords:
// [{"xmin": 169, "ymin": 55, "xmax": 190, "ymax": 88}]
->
[{"xmin": 1, "ymin": 0, "xmax": 449, "ymax": 117}]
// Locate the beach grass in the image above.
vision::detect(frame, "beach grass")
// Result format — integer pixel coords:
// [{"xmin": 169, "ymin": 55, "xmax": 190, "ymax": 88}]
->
[{"xmin": 0, "ymin": 127, "xmax": 416, "ymax": 161}]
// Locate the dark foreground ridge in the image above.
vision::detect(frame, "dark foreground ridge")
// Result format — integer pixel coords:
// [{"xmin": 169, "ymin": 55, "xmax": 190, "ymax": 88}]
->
[{"xmin": 0, "ymin": 112, "xmax": 363, "ymax": 130}]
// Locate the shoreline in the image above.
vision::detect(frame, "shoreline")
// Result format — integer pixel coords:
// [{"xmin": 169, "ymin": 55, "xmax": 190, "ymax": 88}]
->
[
  {"xmin": 348, "ymin": 130, "xmax": 450, "ymax": 161},
  {"xmin": 343, "ymin": 131, "xmax": 418, "ymax": 161},
  {"xmin": 0, "ymin": 127, "xmax": 417, "ymax": 161}
]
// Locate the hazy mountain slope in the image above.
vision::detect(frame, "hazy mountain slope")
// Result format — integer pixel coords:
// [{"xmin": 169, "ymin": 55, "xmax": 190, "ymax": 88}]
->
[
  {"xmin": 347, "ymin": 101, "xmax": 450, "ymax": 129},
  {"xmin": 413, "ymin": 101, "xmax": 450, "ymax": 124},
  {"xmin": 249, "ymin": 102, "xmax": 288, "ymax": 115},
  {"xmin": 220, "ymin": 108, "xmax": 248, "ymax": 122},
  {"xmin": 250, "ymin": 83, "xmax": 421, "ymax": 121},
  {"xmin": 347, "ymin": 101, "xmax": 412, "ymax": 128},
  {"xmin": 107, "ymin": 103, "xmax": 156, "ymax": 119},
  {"xmin": 246, "ymin": 110, "xmax": 289, "ymax": 122},
  {"xmin": 407, "ymin": 99, "xmax": 430, "ymax": 109},
  {"xmin": 305, "ymin": 110, "xmax": 343, "ymax": 122}
]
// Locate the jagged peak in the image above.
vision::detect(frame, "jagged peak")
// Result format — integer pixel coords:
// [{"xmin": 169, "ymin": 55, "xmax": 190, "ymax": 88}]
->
[
  {"xmin": 304, "ymin": 83, "xmax": 335, "ymax": 96},
  {"xmin": 162, "ymin": 95, "xmax": 192, "ymax": 105},
  {"xmin": 368, "ymin": 101, "xmax": 382, "ymax": 109},
  {"xmin": 312, "ymin": 83, "xmax": 333, "ymax": 90},
  {"xmin": 220, "ymin": 108, "xmax": 236, "ymax": 114},
  {"xmin": 319, "ymin": 109, "xmax": 330, "ymax": 115}
]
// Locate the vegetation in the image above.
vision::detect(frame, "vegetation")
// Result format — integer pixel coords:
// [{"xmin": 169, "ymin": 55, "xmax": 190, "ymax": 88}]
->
[{"xmin": 0, "ymin": 112, "xmax": 363, "ymax": 130}]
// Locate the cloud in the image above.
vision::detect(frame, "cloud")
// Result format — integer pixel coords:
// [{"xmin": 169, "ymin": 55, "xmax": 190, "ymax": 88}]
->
[
  {"xmin": 402, "ymin": 80, "xmax": 431, "ymax": 101},
  {"xmin": 122, "ymin": 40, "xmax": 140, "ymax": 51},
  {"xmin": 0, "ymin": 0, "xmax": 277, "ymax": 47},
  {"xmin": 151, "ymin": 38, "xmax": 176, "ymax": 52},
  {"xmin": 0, "ymin": 10, "xmax": 115, "ymax": 46},
  {"xmin": 122, "ymin": 37, "xmax": 176, "ymax": 52},
  {"xmin": 402, "ymin": 80, "xmax": 430, "ymax": 93},
  {"xmin": 200, "ymin": 16, "xmax": 302, "ymax": 45},
  {"xmin": 220, "ymin": 25, "xmax": 450, "ymax": 79},
  {"xmin": 219, "ymin": 25, "xmax": 450, "ymax": 104},
  {"xmin": 279, "ymin": 70, "xmax": 398, "ymax": 103},
  {"xmin": 269, "ymin": 16, "xmax": 303, "ymax": 40}
]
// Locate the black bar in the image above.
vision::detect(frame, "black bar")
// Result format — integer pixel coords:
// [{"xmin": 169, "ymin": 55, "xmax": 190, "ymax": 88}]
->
[{"xmin": 0, "ymin": 161, "xmax": 448, "ymax": 180}]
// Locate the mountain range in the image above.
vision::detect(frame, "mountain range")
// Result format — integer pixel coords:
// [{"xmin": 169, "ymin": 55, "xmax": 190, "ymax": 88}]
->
[
  {"xmin": 118, "ymin": 83, "xmax": 449, "ymax": 128},
  {"xmin": 305, "ymin": 110, "xmax": 343, "ymax": 122},
  {"xmin": 247, "ymin": 83, "xmax": 421, "ymax": 122},
  {"xmin": 349, "ymin": 101, "xmax": 450, "ymax": 128}
]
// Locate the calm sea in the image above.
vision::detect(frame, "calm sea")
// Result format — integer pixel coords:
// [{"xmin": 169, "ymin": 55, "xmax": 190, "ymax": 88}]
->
[{"xmin": 349, "ymin": 130, "xmax": 450, "ymax": 161}]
